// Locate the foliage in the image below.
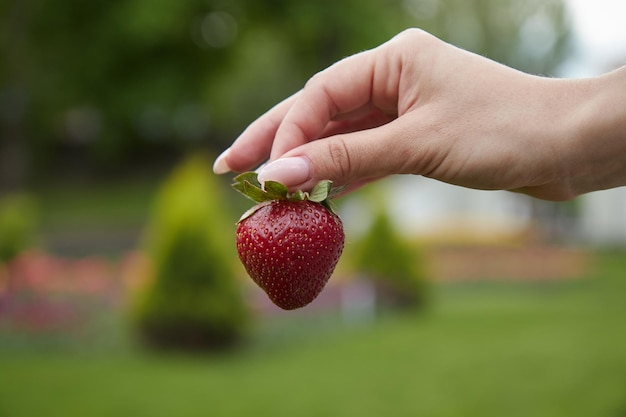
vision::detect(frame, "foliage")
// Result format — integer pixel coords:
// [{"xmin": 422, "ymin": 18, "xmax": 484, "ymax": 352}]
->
[
  {"xmin": 0, "ymin": 194, "xmax": 38, "ymax": 263},
  {"xmin": 353, "ymin": 206, "xmax": 429, "ymax": 310},
  {"xmin": 0, "ymin": 0, "xmax": 570, "ymax": 187},
  {"xmin": 405, "ymin": 0, "xmax": 571, "ymax": 75},
  {"xmin": 132, "ymin": 154, "xmax": 248, "ymax": 351}
]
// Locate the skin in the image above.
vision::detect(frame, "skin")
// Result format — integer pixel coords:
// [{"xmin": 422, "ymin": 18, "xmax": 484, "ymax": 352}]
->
[{"xmin": 213, "ymin": 29, "xmax": 626, "ymax": 201}]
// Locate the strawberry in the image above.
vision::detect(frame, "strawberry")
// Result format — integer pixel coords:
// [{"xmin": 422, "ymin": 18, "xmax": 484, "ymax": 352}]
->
[{"xmin": 232, "ymin": 172, "xmax": 345, "ymax": 310}]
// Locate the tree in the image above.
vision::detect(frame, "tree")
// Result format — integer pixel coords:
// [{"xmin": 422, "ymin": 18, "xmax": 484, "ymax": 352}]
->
[
  {"xmin": 0, "ymin": 194, "xmax": 38, "ymax": 263},
  {"xmin": 0, "ymin": 0, "xmax": 571, "ymax": 188},
  {"xmin": 132, "ymin": 154, "xmax": 248, "ymax": 351},
  {"xmin": 353, "ymin": 206, "xmax": 430, "ymax": 311},
  {"xmin": 403, "ymin": 0, "xmax": 570, "ymax": 75}
]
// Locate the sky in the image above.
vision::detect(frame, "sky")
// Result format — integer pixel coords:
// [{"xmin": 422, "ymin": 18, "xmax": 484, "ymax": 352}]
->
[{"xmin": 562, "ymin": 0, "xmax": 626, "ymax": 76}]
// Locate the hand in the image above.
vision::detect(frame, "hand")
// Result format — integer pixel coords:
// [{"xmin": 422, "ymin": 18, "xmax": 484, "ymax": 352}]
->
[{"xmin": 214, "ymin": 29, "xmax": 626, "ymax": 201}]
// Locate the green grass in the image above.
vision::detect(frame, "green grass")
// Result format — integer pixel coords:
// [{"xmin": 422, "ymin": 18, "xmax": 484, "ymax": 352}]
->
[
  {"xmin": 35, "ymin": 174, "xmax": 242, "ymax": 232},
  {"xmin": 36, "ymin": 179, "xmax": 159, "ymax": 231},
  {"xmin": 31, "ymin": 175, "xmax": 245, "ymax": 257},
  {"xmin": 1, "ymin": 252, "xmax": 626, "ymax": 417}
]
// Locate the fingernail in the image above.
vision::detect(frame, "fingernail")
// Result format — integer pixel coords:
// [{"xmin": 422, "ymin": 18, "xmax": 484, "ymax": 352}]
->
[
  {"xmin": 213, "ymin": 148, "xmax": 231, "ymax": 174},
  {"xmin": 257, "ymin": 157, "xmax": 311, "ymax": 186}
]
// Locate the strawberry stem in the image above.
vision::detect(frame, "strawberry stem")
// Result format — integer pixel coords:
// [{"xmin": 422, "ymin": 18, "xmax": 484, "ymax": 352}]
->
[{"xmin": 231, "ymin": 172, "xmax": 345, "ymax": 219}]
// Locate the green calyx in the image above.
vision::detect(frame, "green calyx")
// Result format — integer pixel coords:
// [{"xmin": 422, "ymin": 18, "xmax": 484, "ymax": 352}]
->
[{"xmin": 232, "ymin": 172, "xmax": 344, "ymax": 220}]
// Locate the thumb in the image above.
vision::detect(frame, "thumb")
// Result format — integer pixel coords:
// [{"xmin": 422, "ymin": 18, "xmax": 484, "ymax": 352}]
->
[{"xmin": 257, "ymin": 118, "xmax": 424, "ymax": 191}]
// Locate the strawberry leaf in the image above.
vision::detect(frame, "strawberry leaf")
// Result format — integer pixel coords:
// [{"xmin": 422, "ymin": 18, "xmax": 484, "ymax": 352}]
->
[
  {"xmin": 308, "ymin": 180, "xmax": 332, "ymax": 202},
  {"xmin": 263, "ymin": 180, "xmax": 289, "ymax": 199},
  {"xmin": 232, "ymin": 171, "xmax": 343, "ymax": 209},
  {"xmin": 327, "ymin": 184, "xmax": 348, "ymax": 199},
  {"xmin": 233, "ymin": 171, "xmax": 261, "ymax": 187},
  {"xmin": 232, "ymin": 172, "xmax": 273, "ymax": 203},
  {"xmin": 234, "ymin": 180, "xmax": 269, "ymax": 203},
  {"xmin": 291, "ymin": 190, "xmax": 308, "ymax": 201}
]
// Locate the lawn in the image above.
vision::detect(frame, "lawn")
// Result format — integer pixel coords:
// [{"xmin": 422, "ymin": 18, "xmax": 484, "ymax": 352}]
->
[{"xmin": 1, "ymin": 252, "xmax": 626, "ymax": 417}]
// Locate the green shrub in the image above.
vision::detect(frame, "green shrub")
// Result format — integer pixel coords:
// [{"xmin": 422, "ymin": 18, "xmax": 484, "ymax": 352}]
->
[
  {"xmin": 0, "ymin": 194, "xmax": 38, "ymax": 263},
  {"xmin": 132, "ymin": 154, "xmax": 248, "ymax": 351},
  {"xmin": 353, "ymin": 206, "xmax": 429, "ymax": 311}
]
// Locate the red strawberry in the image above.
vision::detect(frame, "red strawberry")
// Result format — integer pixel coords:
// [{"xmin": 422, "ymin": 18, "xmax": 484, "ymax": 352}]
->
[{"xmin": 232, "ymin": 172, "xmax": 345, "ymax": 310}]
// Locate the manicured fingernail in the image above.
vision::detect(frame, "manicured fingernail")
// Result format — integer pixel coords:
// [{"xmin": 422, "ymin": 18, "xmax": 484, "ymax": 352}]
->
[
  {"xmin": 257, "ymin": 157, "xmax": 311, "ymax": 186},
  {"xmin": 213, "ymin": 148, "xmax": 231, "ymax": 174}
]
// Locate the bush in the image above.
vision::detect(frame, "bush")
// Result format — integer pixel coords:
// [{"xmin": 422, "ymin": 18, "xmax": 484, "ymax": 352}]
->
[
  {"xmin": 132, "ymin": 154, "xmax": 248, "ymax": 351},
  {"xmin": 353, "ymin": 206, "xmax": 429, "ymax": 311},
  {"xmin": 0, "ymin": 194, "xmax": 38, "ymax": 263}
]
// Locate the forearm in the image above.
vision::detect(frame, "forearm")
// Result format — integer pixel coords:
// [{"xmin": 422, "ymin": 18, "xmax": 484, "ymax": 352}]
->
[{"xmin": 566, "ymin": 66, "xmax": 626, "ymax": 195}]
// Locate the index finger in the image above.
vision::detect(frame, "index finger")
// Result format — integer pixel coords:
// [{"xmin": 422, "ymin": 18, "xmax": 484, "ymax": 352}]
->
[
  {"xmin": 224, "ymin": 92, "xmax": 298, "ymax": 173},
  {"xmin": 270, "ymin": 48, "xmax": 385, "ymax": 159}
]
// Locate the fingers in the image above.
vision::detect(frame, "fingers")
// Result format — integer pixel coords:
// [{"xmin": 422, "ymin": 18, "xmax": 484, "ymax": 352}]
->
[
  {"xmin": 214, "ymin": 47, "xmax": 395, "ymax": 175},
  {"xmin": 319, "ymin": 108, "xmax": 396, "ymax": 138},
  {"xmin": 214, "ymin": 30, "xmax": 414, "ymax": 183},
  {"xmin": 212, "ymin": 47, "xmax": 383, "ymax": 174},
  {"xmin": 213, "ymin": 93, "xmax": 298, "ymax": 174},
  {"xmin": 269, "ymin": 48, "xmax": 392, "ymax": 159},
  {"xmin": 257, "ymin": 116, "xmax": 428, "ymax": 191}
]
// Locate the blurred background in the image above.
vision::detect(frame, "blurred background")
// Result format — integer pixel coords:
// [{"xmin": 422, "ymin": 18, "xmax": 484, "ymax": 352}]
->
[{"xmin": 1, "ymin": 0, "xmax": 626, "ymax": 416}]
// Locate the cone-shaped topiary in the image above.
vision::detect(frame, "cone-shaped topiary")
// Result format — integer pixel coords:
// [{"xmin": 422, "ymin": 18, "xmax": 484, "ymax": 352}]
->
[
  {"xmin": 0, "ymin": 194, "xmax": 38, "ymax": 263},
  {"xmin": 132, "ymin": 154, "xmax": 248, "ymax": 351},
  {"xmin": 354, "ymin": 206, "xmax": 429, "ymax": 310}
]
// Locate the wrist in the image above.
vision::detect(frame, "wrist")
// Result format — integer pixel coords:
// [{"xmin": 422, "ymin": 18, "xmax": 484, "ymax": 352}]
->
[{"xmin": 559, "ymin": 67, "xmax": 626, "ymax": 195}]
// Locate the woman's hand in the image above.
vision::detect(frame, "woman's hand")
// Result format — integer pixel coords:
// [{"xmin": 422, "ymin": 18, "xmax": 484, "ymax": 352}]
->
[{"xmin": 214, "ymin": 29, "xmax": 626, "ymax": 201}]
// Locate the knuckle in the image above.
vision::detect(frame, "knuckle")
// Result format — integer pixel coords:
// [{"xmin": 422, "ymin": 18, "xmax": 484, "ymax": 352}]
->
[
  {"xmin": 325, "ymin": 138, "xmax": 352, "ymax": 183},
  {"xmin": 390, "ymin": 28, "xmax": 438, "ymax": 52},
  {"xmin": 304, "ymin": 69, "xmax": 325, "ymax": 90},
  {"xmin": 392, "ymin": 28, "xmax": 427, "ymax": 43}
]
